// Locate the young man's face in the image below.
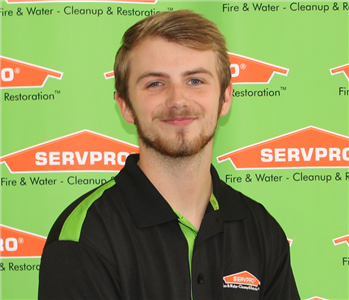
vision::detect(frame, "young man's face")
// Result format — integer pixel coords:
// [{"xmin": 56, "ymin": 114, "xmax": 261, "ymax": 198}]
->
[{"xmin": 116, "ymin": 37, "xmax": 232, "ymax": 158}]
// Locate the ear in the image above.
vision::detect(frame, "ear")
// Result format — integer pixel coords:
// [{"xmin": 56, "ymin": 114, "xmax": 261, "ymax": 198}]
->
[
  {"xmin": 219, "ymin": 83, "xmax": 232, "ymax": 116},
  {"xmin": 115, "ymin": 92, "xmax": 135, "ymax": 124}
]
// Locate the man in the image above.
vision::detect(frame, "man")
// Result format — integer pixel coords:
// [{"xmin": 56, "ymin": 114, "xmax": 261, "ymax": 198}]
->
[{"xmin": 39, "ymin": 10, "xmax": 300, "ymax": 299}]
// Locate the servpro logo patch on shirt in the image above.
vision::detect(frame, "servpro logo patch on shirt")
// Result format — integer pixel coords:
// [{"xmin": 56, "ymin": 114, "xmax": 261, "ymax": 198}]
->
[{"xmin": 223, "ymin": 271, "xmax": 260, "ymax": 291}]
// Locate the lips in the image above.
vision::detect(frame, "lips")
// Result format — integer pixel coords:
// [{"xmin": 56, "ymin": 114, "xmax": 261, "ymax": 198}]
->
[{"xmin": 162, "ymin": 116, "xmax": 197, "ymax": 126}]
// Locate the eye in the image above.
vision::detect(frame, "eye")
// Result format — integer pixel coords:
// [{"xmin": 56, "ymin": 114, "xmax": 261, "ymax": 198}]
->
[
  {"xmin": 188, "ymin": 78, "xmax": 203, "ymax": 85},
  {"xmin": 147, "ymin": 81, "xmax": 163, "ymax": 88}
]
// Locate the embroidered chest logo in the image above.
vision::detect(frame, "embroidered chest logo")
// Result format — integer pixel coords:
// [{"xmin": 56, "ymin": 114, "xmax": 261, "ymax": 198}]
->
[{"xmin": 223, "ymin": 271, "xmax": 261, "ymax": 291}]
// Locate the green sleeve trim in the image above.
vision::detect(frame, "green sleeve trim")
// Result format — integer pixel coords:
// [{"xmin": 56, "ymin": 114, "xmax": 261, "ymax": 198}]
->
[{"xmin": 59, "ymin": 179, "xmax": 116, "ymax": 242}]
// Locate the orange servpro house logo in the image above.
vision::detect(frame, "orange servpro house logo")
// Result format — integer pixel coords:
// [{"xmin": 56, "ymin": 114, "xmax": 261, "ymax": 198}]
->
[
  {"xmin": 333, "ymin": 234, "xmax": 349, "ymax": 246},
  {"xmin": 0, "ymin": 130, "xmax": 139, "ymax": 173},
  {"xmin": 217, "ymin": 126, "xmax": 349, "ymax": 170},
  {"xmin": 0, "ymin": 224, "xmax": 46, "ymax": 258},
  {"xmin": 0, "ymin": 56, "xmax": 63, "ymax": 89},
  {"xmin": 228, "ymin": 53, "xmax": 288, "ymax": 84},
  {"xmin": 223, "ymin": 271, "xmax": 260, "ymax": 291},
  {"xmin": 305, "ymin": 297, "xmax": 329, "ymax": 300},
  {"xmin": 104, "ymin": 71, "xmax": 115, "ymax": 80},
  {"xmin": 330, "ymin": 63, "xmax": 349, "ymax": 81},
  {"xmin": 104, "ymin": 53, "xmax": 289, "ymax": 84}
]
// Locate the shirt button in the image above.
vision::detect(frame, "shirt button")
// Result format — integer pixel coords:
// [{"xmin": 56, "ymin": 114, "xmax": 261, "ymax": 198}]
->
[{"xmin": 197, "ymin": 274, "xmax": 204, "ymax": 284}]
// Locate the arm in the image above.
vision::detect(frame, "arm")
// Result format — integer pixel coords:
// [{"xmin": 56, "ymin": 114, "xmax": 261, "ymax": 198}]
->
[
  {"xmin": 263, "ymin": 240, "xmax": 300, "ymax": 299},
  {"xmin": 262, "ymin": 221, "xmax": 300, "ymax": 300},
  {"xmin": 39, "ymin": 240, "xmax": 121, "ymax": 300}
]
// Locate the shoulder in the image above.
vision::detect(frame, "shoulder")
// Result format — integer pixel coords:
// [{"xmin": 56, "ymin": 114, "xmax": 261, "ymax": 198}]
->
[
  {"xmin": 212, "ymin": 166, "xmax": 281, "ymax": 230},
  {"xmin": 219, "ymin": 180, "xmax": 288, "ymax": 245},
  {"xmin": 45, "ymin": 178, "xmax": 121, "ymax": 246},
  {"xmin": 222, "ymin": 179, "xmax": 276, "ymax": 218}
]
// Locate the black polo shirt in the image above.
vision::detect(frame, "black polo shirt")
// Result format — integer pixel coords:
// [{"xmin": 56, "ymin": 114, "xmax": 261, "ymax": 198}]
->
[{"xmin": 39, "ymin": 154, "xmax": 300, "ymax": 300}]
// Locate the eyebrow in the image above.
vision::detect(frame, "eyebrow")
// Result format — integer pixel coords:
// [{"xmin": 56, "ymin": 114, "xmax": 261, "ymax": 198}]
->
[
  {"xmin": 136, "ymin": 68, "xmax": 213, "ymax": 84},
  {"xmin": 183, "ymin": 68, "xmax": 213, "ymax": 77},
  {"xmin": 136, "ymin": 72, "xmax": 169, "ymax": 84}
]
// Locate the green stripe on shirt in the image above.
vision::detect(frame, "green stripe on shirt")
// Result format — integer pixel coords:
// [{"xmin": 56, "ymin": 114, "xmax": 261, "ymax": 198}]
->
[
  {"xmin": 174, "ymin": 194, "xmax": 219, "ymax": 299},
  {"xmin": 174, "ymin": 194, "xmax": 219, "ymax": 273},
  {"xmin": 59, "ymin": 180, "xmax": 116, "ymax": 242}
]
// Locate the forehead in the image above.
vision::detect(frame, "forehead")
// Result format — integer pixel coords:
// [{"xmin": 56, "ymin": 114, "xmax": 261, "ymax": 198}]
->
[{"xmin": 128, "ymin": 37, "xmax": 218, "ymax": 78}]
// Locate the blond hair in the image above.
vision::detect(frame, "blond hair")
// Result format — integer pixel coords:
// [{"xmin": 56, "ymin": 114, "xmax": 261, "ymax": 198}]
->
[{"xmin": 114, "ymin": 10, "xmax": 231, "ymax": 107}]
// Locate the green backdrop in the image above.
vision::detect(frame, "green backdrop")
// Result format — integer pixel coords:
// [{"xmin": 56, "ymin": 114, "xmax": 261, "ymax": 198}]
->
[{"xmin": 1, "ymin": 0, "xmax": 348, "ymax": 299}]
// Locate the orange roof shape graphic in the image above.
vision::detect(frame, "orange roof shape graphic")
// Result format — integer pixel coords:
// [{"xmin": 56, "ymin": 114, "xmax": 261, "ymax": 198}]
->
[
  {"xmin": 305, "ymin": 297, "xmax": 329, "ymax": 300},
  {"xmin": 7, "ymin": 0, "xmax": 157, "ymax": 3},
  {"xmin": 0, "ymin": 56, "xmax": 63, "ymax": 89},
  {"xmin": 333, "ymin": 234, "xmax": 349, "ymax": 246},
  {"xmin": 0, "ymin": 224, "xmax": 46, "ymax": 258},
  {"xmin": 104, "ymin": 71, "xmax": 114, "ymax": 79},
  {"xmin": 217, "ymin": 126, "xmax": 349, "ymax": 169},
  {"xmin": 223, "ymin": 271, "xmax": 260, "ymax": 287},
  {"xmin": 0, "ymin": 130, "xmax": 139, "ymax": 173},
  {"xmin": 330, "ymin": 63, "xmax": 349, "ymax": 81},
  {"xmin": 228, "ymin": 52, "xmax": 289, "ymax": 84}
]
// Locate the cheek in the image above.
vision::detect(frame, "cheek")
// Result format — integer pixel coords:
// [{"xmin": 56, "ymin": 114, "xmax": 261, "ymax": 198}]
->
[
  {"xmin": 200, "ymin": 95, "xmax": 220, "ymax": 114},
  {"xmin": 132, "ymin": 97, "xmax": 160, "ymax": 122}
]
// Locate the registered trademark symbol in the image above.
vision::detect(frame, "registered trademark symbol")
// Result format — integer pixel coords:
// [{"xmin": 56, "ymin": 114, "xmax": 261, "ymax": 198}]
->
[
  {"xmin": 240, "ymin": 64, "xmax": 246, "ymax": 69},
  {"xmin": 18, "ymin": 238, "xmax": 24, "ymax": 244},
  {"xmin": 15, "ymin": 68, "xmax": 20, "ymax": 74}
]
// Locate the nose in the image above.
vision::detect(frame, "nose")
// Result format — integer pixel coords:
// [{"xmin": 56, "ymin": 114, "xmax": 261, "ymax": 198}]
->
[{"xmin": 165, "ymin": 84, "xmax": 189, "ymax": 109}]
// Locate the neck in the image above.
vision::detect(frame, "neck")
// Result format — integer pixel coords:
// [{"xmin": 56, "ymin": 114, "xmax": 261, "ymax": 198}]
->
[{"xmin": 138, "ymin": 141, "xmax": 214, "ymax": 230}]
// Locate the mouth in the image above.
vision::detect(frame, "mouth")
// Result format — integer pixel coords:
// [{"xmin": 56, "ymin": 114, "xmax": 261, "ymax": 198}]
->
[{"xmin": 162, "ymin": 116, "xmax": 197, "ymax": 127}]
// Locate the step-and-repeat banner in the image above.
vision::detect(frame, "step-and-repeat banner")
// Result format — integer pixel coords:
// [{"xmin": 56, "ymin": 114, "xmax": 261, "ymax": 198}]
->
[{"xmin": 1, "ymin": 0, "xmax": 348, "ymax": 299}]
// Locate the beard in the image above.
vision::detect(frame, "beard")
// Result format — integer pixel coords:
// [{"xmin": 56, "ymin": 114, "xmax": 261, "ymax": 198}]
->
[{"xmin": 132, "ymin": 107, "xmax": 218, "ymax": 158}]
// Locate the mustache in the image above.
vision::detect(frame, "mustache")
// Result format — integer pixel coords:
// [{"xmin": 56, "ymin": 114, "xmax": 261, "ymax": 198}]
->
[{"xmin": 153, "ymin": 108, "xmax": 203, "ymax": 120}]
